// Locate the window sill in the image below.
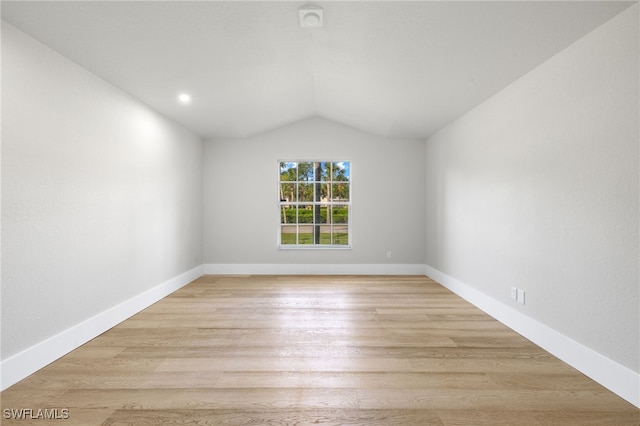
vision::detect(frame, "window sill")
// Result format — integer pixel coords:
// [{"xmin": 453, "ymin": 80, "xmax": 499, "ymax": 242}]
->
[{"xmin": 278, "ymin": 245, "xmax": 352, "ymax": 250}]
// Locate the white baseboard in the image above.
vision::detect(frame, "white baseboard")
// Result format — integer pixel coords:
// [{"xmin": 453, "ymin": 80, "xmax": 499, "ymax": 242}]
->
[
  {"xmin": 424, "ymin": 264, "xmax": 640, "ymax": 409},
  {"xmin": 0, "ymin": 265, "xmax": 204, "ymax": 391},
  {"xmin": 4, "ymin": 263, "xmax": 637, "ymax": 408},
  {"xmin": 203, "ymin": 263, "xmax": 427, "ymax": 276}
]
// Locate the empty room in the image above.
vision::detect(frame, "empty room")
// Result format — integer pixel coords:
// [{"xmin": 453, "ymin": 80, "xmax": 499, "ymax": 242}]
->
[{"xmin": 1, "ymin": 1, "xmax": 638, "ymax": 425}]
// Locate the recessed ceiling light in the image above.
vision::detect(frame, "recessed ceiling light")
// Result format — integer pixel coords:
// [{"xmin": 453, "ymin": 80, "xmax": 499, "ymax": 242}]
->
[
  {"xmin": 178, "ymin": 93, "xmax": 191, "ymax": 104},
  {"xmin": 299, "ymin": 6, "xmax": 323, "ymax": 28}
]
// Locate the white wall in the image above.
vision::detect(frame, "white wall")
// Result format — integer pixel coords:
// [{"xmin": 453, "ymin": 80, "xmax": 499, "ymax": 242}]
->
[
  {"xmin": 2, "ymin": 3, "xmax": 637, "ymax": 405},
  {"xmin": 1, "ymin": 22, "xmax": 203, "ymax": 366},
  {"xmin": 425, "ymin": 5, "xmax": 638, "ymax": 374},
  {"xmin": 203, "ymin": 117, "xmax": 425, "ymax": 272}
]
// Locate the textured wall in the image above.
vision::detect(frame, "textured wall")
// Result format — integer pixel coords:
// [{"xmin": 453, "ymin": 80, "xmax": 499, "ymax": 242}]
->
[
  {"xmin": 1, "ymin": 23, "xmax": 203, "ymax": 360},
  {"xmin": 203, "ymin": 117, "xmax": 425, "ymax": 266},
  {"xmin": 425, "ymin": 6, "xmax": 639, "ymax": 371}
]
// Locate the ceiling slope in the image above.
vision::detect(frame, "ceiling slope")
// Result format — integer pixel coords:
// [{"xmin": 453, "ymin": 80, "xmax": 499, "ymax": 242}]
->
[{"xmin": 1, "ymin": 1, "xmax": 634, "ymax": 139}]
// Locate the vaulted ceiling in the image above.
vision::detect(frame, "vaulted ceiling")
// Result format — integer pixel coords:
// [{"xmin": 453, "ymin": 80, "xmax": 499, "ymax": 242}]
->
[{"xmin": 1, "ymin": 1, "xmax": 634, "ymax": 139}]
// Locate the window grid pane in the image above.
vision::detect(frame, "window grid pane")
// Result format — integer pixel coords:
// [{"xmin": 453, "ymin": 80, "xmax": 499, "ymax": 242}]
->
[{"xmin": 278, "ymin": 161, "xmax": 350, "ymax": 248}]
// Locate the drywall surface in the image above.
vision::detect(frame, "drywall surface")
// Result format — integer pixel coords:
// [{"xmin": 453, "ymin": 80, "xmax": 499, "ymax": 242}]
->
[
  {"xmin": 1, "ymin": 22, "xmax": 203, "ymax": 360},
  {"xmin": 203, "ymin": 117, "xmax": 425, "ymax": 266},
  {"xmin": 425, "ymin": 5, "xmax": 639, "ymax": 371}
]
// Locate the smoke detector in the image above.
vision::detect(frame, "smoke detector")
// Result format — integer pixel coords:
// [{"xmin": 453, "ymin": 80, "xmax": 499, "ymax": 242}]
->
[{"xmin": 299, "ymin": 5, "xmax": 323, "ymax": 28}]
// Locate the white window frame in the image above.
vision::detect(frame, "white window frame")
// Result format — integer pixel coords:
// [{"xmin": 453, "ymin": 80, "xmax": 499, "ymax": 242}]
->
[{"xmin": 277, "ymin": 160, "xmax": 352, "ymax": 249}]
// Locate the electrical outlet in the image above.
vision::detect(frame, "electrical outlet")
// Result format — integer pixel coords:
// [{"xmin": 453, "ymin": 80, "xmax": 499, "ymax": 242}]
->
[
  {"xmin": 386, "ymin": 251, "xmax": 392, "ymax": 259},
  {"xmin": 510, "ymin": 287, "xmax": 518, "ymax": 300},
  {"xmin": 517, "ymin": 289, "xmax": 526, "ymax": 305}
]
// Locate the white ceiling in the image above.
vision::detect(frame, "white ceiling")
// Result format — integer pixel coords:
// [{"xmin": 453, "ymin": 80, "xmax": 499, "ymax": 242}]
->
[{"xmin": 1, "ymin": 1, "xmax": 634, "ymax": 139}]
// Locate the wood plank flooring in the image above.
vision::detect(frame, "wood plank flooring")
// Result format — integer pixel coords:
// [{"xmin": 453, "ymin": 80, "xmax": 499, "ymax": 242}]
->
[{"xmin": 2, "ymin": 275, "xmax": 638, "ymax": 425}]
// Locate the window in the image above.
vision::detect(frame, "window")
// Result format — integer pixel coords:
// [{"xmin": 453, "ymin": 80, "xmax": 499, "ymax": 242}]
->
[{"xmin": 278, "ymin": 161, "xmax": 351, "ymax": 248}]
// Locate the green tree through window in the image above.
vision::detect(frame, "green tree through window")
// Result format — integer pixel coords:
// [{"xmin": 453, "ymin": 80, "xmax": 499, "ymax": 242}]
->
[{"xmin": 279, "ymin": 161, "xmax": 351, "ymax": 247}]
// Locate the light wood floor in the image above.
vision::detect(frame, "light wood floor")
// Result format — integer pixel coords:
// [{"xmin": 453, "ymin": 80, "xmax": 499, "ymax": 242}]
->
[{"xmin": 2, "ymin": 275, "xmax": 638, "ymax": 425}]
